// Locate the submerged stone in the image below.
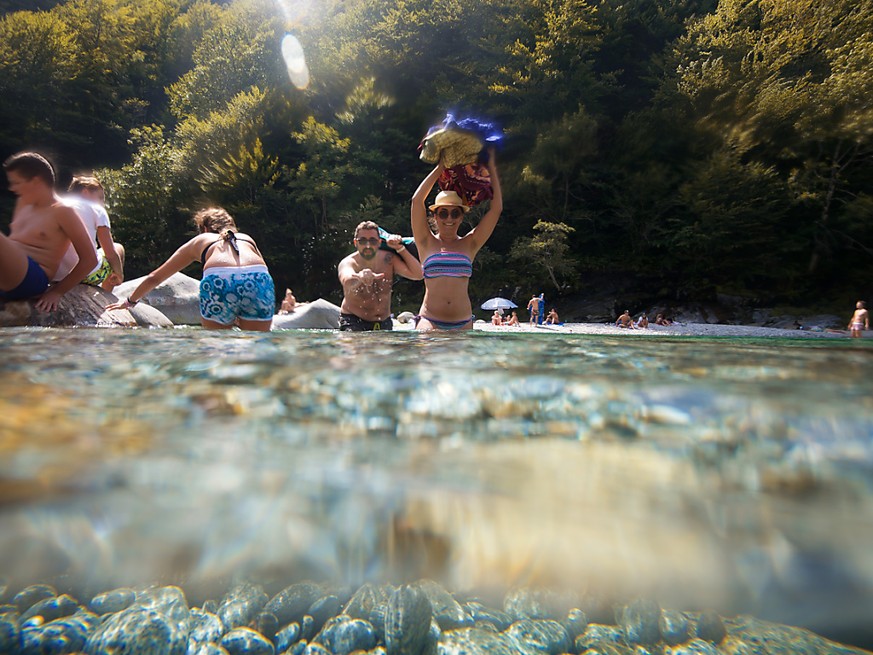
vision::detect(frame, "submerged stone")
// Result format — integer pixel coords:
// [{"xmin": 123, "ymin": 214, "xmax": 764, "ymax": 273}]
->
[
  {"xmin": 217, "ymin": 583, "xmax": 267, "ymax": 631},
  {"xmin": 263, "ymin": 582, "xmax": 322, "ymax": 628},
  {"xmin": 619, "ymin": 598, "xmax": 661, "ymax": 645},
  {"xmin": 14, "ymin": 585, "xmax": 57, "ymax": 614},
  {"xmin": 505, "ymin": 619, "xmax": 572, "ymax": 654},
  {"xmin": 314, "ymin": 615, "xmax": 377, "ymax": 655},
  {"xmin": 384, "ymin": 584, "xmax": 433, "ymax": 655},
  {"xmin": 84, "ymin": 606, "xmax": 187, "ymax": 655},
  {"xmin": 219, "ymin": 626, "xmax": 274, "ymax": 655},
  {"xmin": 90, "ymin": 588, "xmax": 136, "ymax": 616}
]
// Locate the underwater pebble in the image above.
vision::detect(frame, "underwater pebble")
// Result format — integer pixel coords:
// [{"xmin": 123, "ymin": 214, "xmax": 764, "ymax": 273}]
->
[
  {"xmin": 660, "ymin": 609, "xmax": 690, "ymax": 645},
  {"xmin": 314, "ymin": 615, "xmax": 377, "ymax": 655},
  {"xmin": 255, "ymin": 611, "xmax": 279, "ymax": 641},
  {"xmin": 384, "ymin": 584, "xmax": 433, "ymax": 655},
  {"xmin": 0, "ymin": 612, "xmax": 21, "ymax": 653},
  {"xmin": 274, "ymin": 621, "xmax": 301, "ymax": 652},
  {"xmin": 20, "ymin": 594, "xmax": 80, "ymax": 623},
  {"xmin": 301, "ymin": 643, "xmax": 330, "ymax": 655},
  {"xmin": 88, "ymin": 587, "xmax": 136, "ymax": 614},
  {"xmin": 188, "ymin": 608, "xmax": 226, "ymax": 651},
  {"xmin": 667, "ymin": 637, "xmax": 721, "ymax": 654},
  {"xmin": 307, "ymin": 595, "xmax": 341, "ymax": 632},
  {"xmin": 695, "ymin": 610, "xmax": 726, "ymax": 644},
  {"xmin": 438, "ymin": 626, "xmax": 519, "ymax": 655},
  {"xmin": 463, "ymin": 601, "xmax": 512, "ymax": 632},
  {"xmin": 562, "ymin": 607, "xmax": 588, "ymax": 640},
  {"xmin": 219, "ymin": 626, "xmax": 274, "ymax": 655},
  {"xmin": 263, "ymin": 582, "xmax": 322, "ymax": 628},
  {"xmin": 188, "ymin": 644, "xmax": 229, "ymax": 655},
  {"xmin": 23, "ymin": 612, "xmax": 99, "ymax": 655},
  {"xmin": 90, "ymin": 588, "xmax": 136, "ymax": 615},
  {"xmin": 135, "ymin": 586, "xmax": 191, "ymax": 630},
  {"xmin": 619, "ymin": 598, "xmax": 661, "ymax": 645},
  {"xmin": 505, "ymin": 618, "xmax": 572, "ymax": 654},
  {"xmin": 84, "ymin": 606, "xmax": 187, "ymax": 655},
  {"xmin": 343, "ymin": 584, "xmax": 391, "ymax": 622},
  {"xmin": 417, "ymin": 580, "xmax": 470, "ymax": 630},
  {"xmin": 575, "ymin": 624, "xmax": 626, "ymax": 652},
  {"xmin": 217, "ymin": 583, "xmax": 267, "ymax": 631},
  {"xmin": 14, "ymin": 585, "xmax": 56, "ymax": 614}
]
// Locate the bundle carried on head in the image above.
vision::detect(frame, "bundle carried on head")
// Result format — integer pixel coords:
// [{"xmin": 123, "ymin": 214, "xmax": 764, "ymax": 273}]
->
[{"xmin": 418, "ymin": 113, "xmax": 504, "ymax": 208}]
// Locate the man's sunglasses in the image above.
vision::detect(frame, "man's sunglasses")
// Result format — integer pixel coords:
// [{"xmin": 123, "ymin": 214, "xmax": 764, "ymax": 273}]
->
[
  {"xmin": 436, "ymin": 208, "xmax": 463, "ymax": 219},
  {"xmin": 355, "ymin": 237, "xmax": 381, "ymax": 246}
]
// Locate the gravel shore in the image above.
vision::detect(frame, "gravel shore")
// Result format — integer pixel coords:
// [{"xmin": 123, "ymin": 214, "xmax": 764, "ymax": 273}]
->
[{"xmin": 455, "ymin": 321, "xmax": 851, "ymax": 338}]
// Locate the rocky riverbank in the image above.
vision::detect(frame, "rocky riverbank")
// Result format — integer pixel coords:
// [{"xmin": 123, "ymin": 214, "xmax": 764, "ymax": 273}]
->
[{"xmin": 2, "ymin": 578, "xmax": 870, "ymax": 655}]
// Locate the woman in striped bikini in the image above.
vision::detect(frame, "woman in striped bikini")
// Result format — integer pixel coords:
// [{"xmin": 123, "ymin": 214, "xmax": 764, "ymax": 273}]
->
[{"xmin": 410, "ymin": 148, "xmax": 502, "ymax": 330}]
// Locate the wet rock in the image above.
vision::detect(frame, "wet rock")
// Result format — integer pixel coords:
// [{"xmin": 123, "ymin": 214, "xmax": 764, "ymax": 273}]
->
[
  {"xmin": 255, "ymin": 611, "xmax": 279, "ymax": 641},
  {"xmin": 579, "ymin": 642, "xmax": 634, "ymax": 655},
  {"xmin": 503, "ymin": 587, "xmax": 577, "ymax": 621},
  {"xmin": 0, "ymin": 612, "xmax": 21, "ymax": 653},
  {"xmin": 299, "ymin": 615, "xmax": 315, "ymax": 642},
  {"xmin": 462, "ymin": 602, "xmax": 512, "ymax": 632},
  {"xmin": 201, "ymin": 600, "xmax": 218, "ymax": 614},
  {"xmin": 619, "ymin": 598, "xmax": 661, "ymax": 645},
  {"xmin": 14, "ymin": 585, "xmax": 57, "ymax": 613},
  {"xmin": 660, "ymin": 609, "xmax": 690, "ymax": 646},
  {"xmin": 286, "ymin": 641, "xmax": 308, "ymax": 655},
  {"xmin": 300, "ymin": 643, "xmax": 330, "ymax": 655},
  {"xmin": 188, "ymin": 644, "xmax": 229, "ymax": 655},
  {"xmin": 90, "ymin": 588, "xmax": 136, "ymax": 615},
  {"xmin": 562, "ymin": 608, "xmax": 588, "ymax": 641},
  {"xmin": 219, "ymin": 626, "xmax": 275, "ymax": 655},
  {"xmin": 307, "ymin": 595, "xmax": 341, "ymax": 632},
  {"xmin": 188, "ymin": 608, "xmax": 226, "ymax": 652},
  {"xmin": 217, "ymin": 583, "xmax": 268, "ymax": 631},
  {"xmin": 84, "ymin": 606, "xmax": 188, "ymax": 655},
  {"xmin": 263, "ymin": 582, "xmax": 322, "ymax": 628},
  {"xmin": 575, "ymin": 624, "xmax": 626, "ymax": 652},
  {"xmin": 23, "ymin": 612, "xmax": 100, "ymax": 655},
  {"xmin": 115, "ymin": 272, "xmax": 200, "ymax": 326},
  {"xmin": 666, "ymin": 637, "xmax": 721, "ymax": 654},
  {"xmin": 384, "ymin": 584, "xmax": 432, "ymax": 655},
  {"xmin": 417, "ymin": 580, "xmax": 470, "ymax": 630},
  {"xmin": 135, "ymin": 587, "xmax": 191, "ymax": 636},
  {"xmin": 20, "ymin": 594, "xmax": 80, "ymax": 623},
  {"xmin": 314, "ymin": 615, "xmax": 377, "ymax": 655},
  {"xmin": 343, "ymin": 584, "xmax": 392, "ymax": 622},
  {"xmin": 506, "ymin": 618, "xmax": 572, "ymax": 654},
  {"xmin": 695, "ymin": 610, "xmax": 726, "ymax": 644},
  {"xmin": 438, "ymin": 626, "xmax": 519, "ymax": 655},
  {"xmin": 274, "ymin": 622, "xmax": 301, "ymax": 652}
]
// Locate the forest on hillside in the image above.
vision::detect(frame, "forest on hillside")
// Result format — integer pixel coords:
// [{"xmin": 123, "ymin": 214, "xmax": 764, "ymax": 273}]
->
[{"xmin": 0, "ymin": 0, "xmax": 871, "ymax": 311}]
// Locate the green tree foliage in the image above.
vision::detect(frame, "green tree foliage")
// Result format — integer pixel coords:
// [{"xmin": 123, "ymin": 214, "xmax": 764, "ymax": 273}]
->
[
  {"xmin": 672, "ymin": 0, "xmax": 873, "ymax": 283},
  {"xmin": 2, "ymin": 0, "xmax": 871, "ymax": 308},
  {"xmin": 509, "ymin": 220, "xmax": 578, "ymax": 291}
]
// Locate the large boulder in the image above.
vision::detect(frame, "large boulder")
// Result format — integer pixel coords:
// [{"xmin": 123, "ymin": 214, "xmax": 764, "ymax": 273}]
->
[
  {"xmin": 271, "ymin": 299, "xmax": 341, "ymax": 329},
  {"xmin": 115, "ymin": 272, "xmax": 201, "ymax": 325},
  {"xmin": 0, "ymin": 284, "xmax": 172, "ymax": 328}
]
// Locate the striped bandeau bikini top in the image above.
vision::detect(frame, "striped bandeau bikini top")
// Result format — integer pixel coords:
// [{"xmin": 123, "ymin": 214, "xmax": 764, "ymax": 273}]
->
[{"xmin": 422, "ymin": 251, "xmax": 473, "ymax": 279}]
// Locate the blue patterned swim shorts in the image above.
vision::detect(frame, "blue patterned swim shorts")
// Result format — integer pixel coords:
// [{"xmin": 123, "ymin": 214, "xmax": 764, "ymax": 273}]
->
[{"xmin": 199, "ymin": 265, "xmax": 275, "ymax": 325}]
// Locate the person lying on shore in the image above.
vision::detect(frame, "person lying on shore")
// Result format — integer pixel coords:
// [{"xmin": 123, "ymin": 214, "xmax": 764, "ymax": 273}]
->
[
  {"xmin": 1, "ymin": 151, "xmax": 98, "ymax": 311},
  {"xmin": 107, "ymin": 207, "xmax": 275, "ymax": 332}
]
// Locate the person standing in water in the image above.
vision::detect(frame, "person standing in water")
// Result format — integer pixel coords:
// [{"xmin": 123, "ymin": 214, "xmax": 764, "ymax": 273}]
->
[
  {"xmin": 410, "ymin": 148, "xmax": 502, "ymax": 330},
  {"xmin": 108, "ymin": 207, "xmax": 275, "ymax": 331},
  {"xmin": 337, "ymin": 221, "xmax": 422, "ymax": 331},
  {"xmin": 848, "ymin": 300, "xmax": 869, "ymax": 338}
]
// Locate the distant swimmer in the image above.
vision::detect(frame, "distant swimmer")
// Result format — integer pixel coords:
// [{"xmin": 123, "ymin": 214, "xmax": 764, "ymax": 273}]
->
[{"xmin": 848, "ymin": 300, "xmax": 869, "ymax": 338}]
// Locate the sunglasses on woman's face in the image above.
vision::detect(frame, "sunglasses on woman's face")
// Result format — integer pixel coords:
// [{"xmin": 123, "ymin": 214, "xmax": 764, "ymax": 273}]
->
[{"xmin": 436, "ymin": 208, "xmax": 463, "ymax": 219}]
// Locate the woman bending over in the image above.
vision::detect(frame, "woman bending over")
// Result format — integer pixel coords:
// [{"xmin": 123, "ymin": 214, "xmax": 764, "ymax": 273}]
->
[
  {"xmin": 108, "ymin": 207, "xmax": 275, "ymax": 331},
  {"xmin": 410, "ymin": 149, "xmax": 502, "ymax": 331}
]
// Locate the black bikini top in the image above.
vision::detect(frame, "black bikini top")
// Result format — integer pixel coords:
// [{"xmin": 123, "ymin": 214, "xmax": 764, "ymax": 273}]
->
[{"xmin": 200, "ymin": 231, "xmax": 259, "ymax": 263}]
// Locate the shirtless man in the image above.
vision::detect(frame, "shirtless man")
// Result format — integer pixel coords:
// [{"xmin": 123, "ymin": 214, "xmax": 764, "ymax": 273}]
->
[
  {"xmin": 338, "ymin": 221, "xmax": 422, "ymax": 331},
  {"xmin": 848, "ymin": 300, "xmax": 869, "ymax": 338},
  {"xmin": 616, "ymin": 309, "xmax": 635, "ymax": 329},
  {"xmin": 1, "ymin": 152, "xmax": 98, "ymax": 311},
  {"xmin": 527, "ymin": 294, "xmax": 541, "ymax": 326}
]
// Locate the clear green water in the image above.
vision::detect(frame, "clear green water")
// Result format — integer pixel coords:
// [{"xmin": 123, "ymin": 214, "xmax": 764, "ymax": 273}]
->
[{"xmin": 1, "ymin": 328, "xmax": 872, "ymax": 642}]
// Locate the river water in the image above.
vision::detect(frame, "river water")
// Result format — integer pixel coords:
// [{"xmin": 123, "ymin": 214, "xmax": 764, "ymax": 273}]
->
[{"xmin": 1, "ymin": 327, "xmax": 872, "ymax": 645}]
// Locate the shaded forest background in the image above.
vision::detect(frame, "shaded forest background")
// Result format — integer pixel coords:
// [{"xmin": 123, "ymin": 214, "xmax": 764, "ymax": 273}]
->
[{"xmin": 0, "ymin": 0, "xmax": 871, "ymax": 315}]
